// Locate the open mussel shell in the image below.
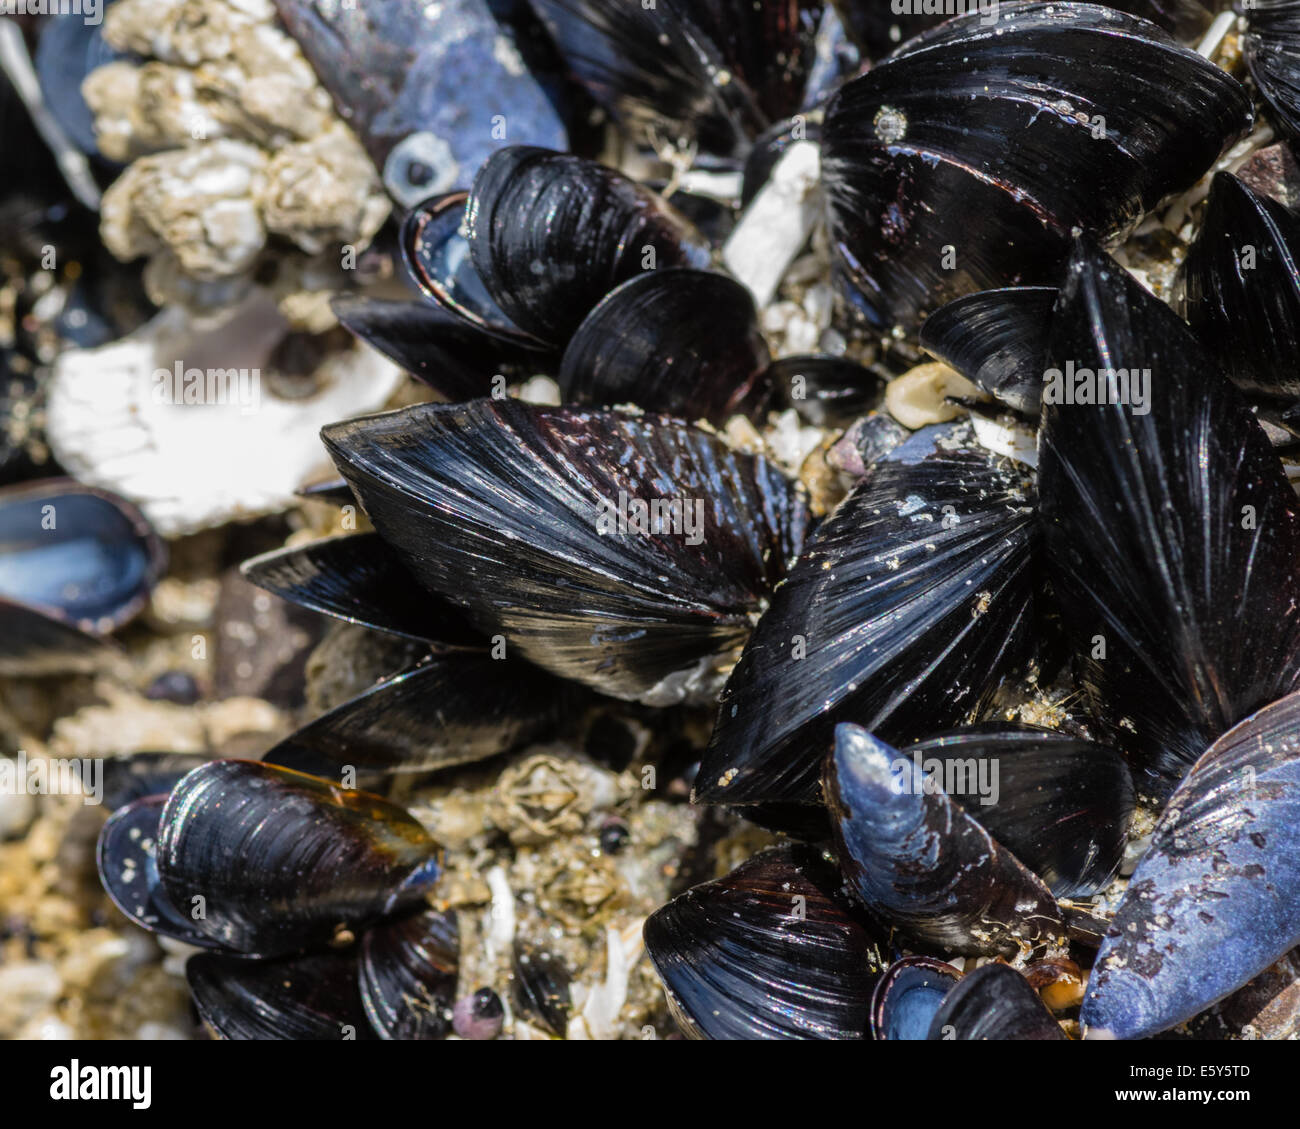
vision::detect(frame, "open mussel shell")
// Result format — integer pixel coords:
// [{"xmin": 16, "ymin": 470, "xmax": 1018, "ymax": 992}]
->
[
  {"xmin": 97, "ymin": 796, "xmax": 225, "ymax": 951},
  {"xmin": 465, "ymin": 146, "xmax": 711, "ymax": 347},
  {"xmin": 558, "ymin": 269, "xmax": 771, "ymax": 424},
  {"xmin": 401, "ymin": 191, "xmax": 549, "ymax": 352},
  {"xmin": 696, "ymin": 423, "xmax": 1035, "ymax": 805},
  {"xmin": 1244, "ymin": 0, "xmax": 1300, "ymax": 140},
  {"xmin": 826, "ymin": 725, "xmax": 1065, "ymax": 958},
  {"xmin": 1082, "ymin": 688, "xmax": 1300, "ymax": 1040},
  {"xmin": 188, "ymin": 948, "xmax": 375, "ymax": 1041},
  {"xmin": 331, "ymin": 295, "xmax": 534, "ymax": 403},
  {"xmin": 242, "ymin": 533, "xmax": 481, "ymax": 647},
  {"xmin": 0, "ymin": 478, "xmax": 166, "ymax": 634},
  {"xmin": 273, "ymin": 0, "xmax": 567, "ymax": 205},
  {"xmin": 1178, "ymin": 171, "xmax": 1300, "ymax": 399},
  {"xmin": 322, "ymin": 399, "xmax": 808, "ymax": 705},
  {"xmin": 264, "ymin": 650, "xmax": 573, "ymax": 777},
  {"xmin": 871, "ymin": 956, "xmax": 962, "ymax": 1041},
  {"xmin": 529, "ymin": 0, "xmax": 820, "ymax": 159},
  {"xmin": 359, "ymin": 908, "xmax": 459, "ymax": 1040},
  {"xmin": 156, "ymin": 760, "xmax": 442, "ymax": 957},
  {"xmin": 766, "ymin": 354, "xmax": 882, "ymax": 427},
  {"xmin": 1039, "ymin": 241, "xmax": 1300, "ymax": 798},
  {"xmin": 821, "ymin": 2, "xmax": 1251, "ymax": 331},
  {"xmin": 901, "ymin": 725, "xmax": 1135, "ymax": 897},
  {"xmin": 928, "ymin": 963, "xmax": 1067, "ymax": 1041},
  {"xmin": 919, "ymin": 287, "xmax": 1056, "ymax": 416},
  {"xmin": 644, "ymin": 843, "xmax": 888, "ymax": 1039}
]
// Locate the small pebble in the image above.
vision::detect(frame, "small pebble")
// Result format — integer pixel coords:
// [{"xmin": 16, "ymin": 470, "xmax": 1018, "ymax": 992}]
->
[{"xmin": 453, "ymin": 988, "xmax": 504, "ymax": 1040}]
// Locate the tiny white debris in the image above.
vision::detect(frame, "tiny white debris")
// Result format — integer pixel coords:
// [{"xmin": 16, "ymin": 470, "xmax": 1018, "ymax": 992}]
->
[
  {"xmin": 1195, "ymin": 10, "xmax": 1236, "ymax": 60},
  {"xmin": 722, "ymin": 141, "xmax": 822, "ymax": 309},
  {"xmin": 484, "ymin": 865, "xmax": 516, "ymax": 967},
  {"xmin": 518, "ymin": 374, "xmax": 563, "ymax": 406},
  {"xmin": 970, "ymin": 412, "xmax": 1038, "ymax": 468}
]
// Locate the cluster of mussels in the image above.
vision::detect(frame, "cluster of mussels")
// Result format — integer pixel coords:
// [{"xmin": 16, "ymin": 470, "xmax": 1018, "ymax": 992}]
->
[{"xmin": 10, "ymin": 0, "xmax": 1300, "ymax": 1041}]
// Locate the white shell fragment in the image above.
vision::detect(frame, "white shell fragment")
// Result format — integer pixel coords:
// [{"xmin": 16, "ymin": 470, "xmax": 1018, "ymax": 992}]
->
[
  {"xmin": 46, "ymin": 291, "xmax": 403, "ymax": 536},
  {"xmin": 723, "ymin": 141, "xmax": 822, "ymax": 309}
]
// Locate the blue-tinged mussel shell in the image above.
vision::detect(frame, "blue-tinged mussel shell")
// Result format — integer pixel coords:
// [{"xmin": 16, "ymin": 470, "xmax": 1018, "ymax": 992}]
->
[
  {"xmin": 821, "ymin": 2, "xmax": 1252, "ymax": 331},
  {"xmin": 273, "ymin": 0, "xmax": 569, "ymax": 205},
  {"xmin": 871, "ymin": 956, "xmax": 962, "ymax": 1041},
  {"xmin": 0, "ymin": 479, "xmax": 165, "ymax": 673},
  {"xmin": 1083, "ymin": 687, "xmax": 1300, "ymax": 1039},
  {"xmin": 825, "ymin": 724, "xmax": 1066, "ymax": 957},
  {"xmin": 643, "ymin": 843, "xmax": 888, "ymax": 1039}
]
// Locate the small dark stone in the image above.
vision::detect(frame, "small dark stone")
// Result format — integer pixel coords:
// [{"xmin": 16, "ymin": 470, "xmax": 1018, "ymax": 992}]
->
[
  {"xmin": 598, "ymin": 818, "xmax": 630, "ymax": 855},
  {"xmin": 144, "ymin": 670, "xmax": 201, "ymax": 705}
]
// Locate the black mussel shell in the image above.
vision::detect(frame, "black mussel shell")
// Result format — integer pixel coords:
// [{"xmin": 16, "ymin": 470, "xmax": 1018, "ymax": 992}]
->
[
  {"xmin": 697, "ymin": 427, "xmax": 1035, "ymax": 805},
  {"xmin": 558, "ymin": 269, "xmax": 771, "ymax": 424},
  {"xmin": 821, "ymin": 2, "xmax": 1251, "ymax": 331},
  {"xmin": 901, "ymin": 724, "xmax": 1135, "ymax": 897},
  {"xmin": 465, "ymin": 146, "xmax": 711, "ymax": 347},
  {"xmin": 529, "ymin": 0, "xmax": 821, "ymax": 159},
  {"xmin": 359, "ymin": 908, "xmax": 460, "ymax": 1040},
  {"xmin": 242, "ymin": 533, "xmax": 480, "ymax": 646},
  {"xmin": 272, "ymin": 0, "xmax": 567, "ymax": 205},
  {"xmin": 188, "ymin": 948, "xmax": 376, "ymax": 1041},
  {"xmin": 97, "ymin": 796, "xmax": 225, "ymax": 950},
  {"xmin": 644, "ymin": 843, "xmax": 888, "ymax": 1040},
  {"xmin": 870, "ymin": 955, "xmax": 962, "ymax": 1041},
  {"xmin": 920, "ymin": 287, "xmax": 1056, "ymax": 415},
  {"xmin": 928, "ymin": 963, "xmax": 1067, "ymax": 1040},
  {"xmin": 1082, "ymin": 688, "xmax": 1300, "ymax": 1040},
  {"xmin": 1039, "ymin": 241, "xmax": 1300, "ymax": 798},
  {"xmin": 401, "ymin": 190, "xmax": 549, "ymax": 352},
  {"xmin": 96, "ymin": 753, "xmax": 210, "ymax": 811},
  {"xmin": 825, "ymin": 725, "xmax": 1065, "ymax": 957},
  {"xmin": 331, "ymin": 295, "xmax": 533, "ymax": 402},
  {"xmin": 322, "ymin": 399, "xmax": 809, "ymax": 705},
  {"xmin": 264, "ymin": 650, "xmax": 572, "ymax": 777},
  {"xmin": 0, "ymin": 479, "xmax": 166, "ymax": 634},
  {"xmin": 511, "ymin": 945, "xmax": 572, "ymax": 1038},
  {"xmin": 0, "ymin": 597, "xmax": 112, "ymax": 675},
  {"xmin": 1244, "ymin": 0, "xmax": 1300, "ymax": 140},
  {"xmin": 1178, "ymin": 171, "xmax": 1300, "ymax": 399},
  {"xmin": 156, "ymin": 760, "xmax": 442, "ymax": 956},
  {"xmin": 767, "ymin": 354, "xmax": 882, "ymax": 427}
]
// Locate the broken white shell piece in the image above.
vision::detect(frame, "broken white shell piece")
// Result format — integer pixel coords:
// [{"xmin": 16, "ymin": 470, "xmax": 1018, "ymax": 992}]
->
[
  {"xmin": 723, "ymin": 141, "xmax": 822, "ymax": 309},
  {"xmin": 46, "ymin": 291, "xmax": 402, "ymax": 537},
  {"xmin": 567, "ymin": 920, "xmax": 646, "ymax": 1041},
  {"xmin": 970, "ymin": 411, "xmax": 1039, "ymax": 469}
]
